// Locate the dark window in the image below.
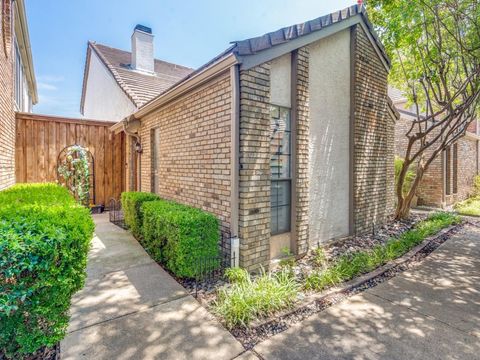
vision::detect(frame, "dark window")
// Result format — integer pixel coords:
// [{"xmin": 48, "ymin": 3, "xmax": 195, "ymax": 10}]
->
[
  {"xmin": 151, "ymin": 127, "xmax": 161, "ymax": 193},
  {"xmin": 270, "ymin": 105, "xmax": 291, "ymax": 235},
  {"xmin": 445, "ymin": 146, "xmax": 451, "ymax": 195},
  {"xmin": 453, "ymin": 143, "xmax": 458, "ymax": 194}
]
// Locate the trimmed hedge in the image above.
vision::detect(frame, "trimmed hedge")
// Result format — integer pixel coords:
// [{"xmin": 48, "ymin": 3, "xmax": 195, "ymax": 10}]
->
[
  {"xmin": 141, "ymin": 199, "xmax": 220, "ymax": 278},
  {"xmin": 0, "ymin": 183, "xmax": 94, "ymax": 357},
  {"xmin": 121, "ymin": 191, "xmax": 159, "ymax": 238}
]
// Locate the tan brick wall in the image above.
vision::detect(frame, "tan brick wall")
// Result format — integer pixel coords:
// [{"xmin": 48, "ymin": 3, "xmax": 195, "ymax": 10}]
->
[
  {"xmin": 395, "ymin": 110, "xmax": 479, "ymax": 207},
  {"xmin": 0, "ymin": 0, "xmax": 15, "ymax": 190},
  {"xmin": 353, "ymin": 25, "xmax": 394, "ymax": 233},
  {"xmin": 294, "ymin": 48, "xmax": 310, "ymax": 255},
  {"xmin": 444, "ymin": 137, "xmax": 479, "ymax": 206},
  {"xmin": 138, "ymin": 71, "xmax": 232, "ymax": 232},
  {"xmin": 238, "ymin": 64, "xmax": 271, "ymax": 271}
]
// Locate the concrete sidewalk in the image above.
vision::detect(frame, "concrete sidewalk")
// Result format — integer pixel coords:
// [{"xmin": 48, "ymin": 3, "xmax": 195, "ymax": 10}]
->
[
  {"xmin": 254, "ymin": 224, "xmax": 480, "ymax": 360},
  {"xmin": 61, "ymin": 213, "xmax": 244, "ymax": 360}
]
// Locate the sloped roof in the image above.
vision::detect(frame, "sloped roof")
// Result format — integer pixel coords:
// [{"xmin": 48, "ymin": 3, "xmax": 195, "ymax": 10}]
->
[
  {"xmin": 80, "ymin": 42, "xmax": 193, "ymax": 112},
  {"xmin": 231, "ymin": 4, "xmax": 390, "ymax": 67},
  {"xmin": 388, "ymin": 87, "xmax": 407, "ymax": 104},
  {"xmin": 135, "ymin": 4, "xmax": 390, "ymax": 116}
]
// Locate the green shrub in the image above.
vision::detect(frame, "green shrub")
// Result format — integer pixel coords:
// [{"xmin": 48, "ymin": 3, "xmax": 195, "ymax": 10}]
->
[
  {"xmin": 121, "ymin": 191, "xmax": 159, "ymax": 238},
  {"xmin": 0, "ymin": 183, "xmax": 94, "ymax": 357},
  {"xmin": 473, "ymin": 175, "xmax": 480, "ymax": 197},
  {"xmin": 141, "ymin": 199, "xmax": 220, "ymax": 278},
  {"xmin": 225, "ymin": 267, "xmax": 249, "ymax": 284},
  {"xmin": 214, "ymin": 268, "xmax": 299, "ymax": 328},
  {"xmin": 454, "ymin": 194, "xmax": 480, "ymax": 216},
  {"xmin": 305, "ymin": 212, "xmax": 459, "ymax": 291}
]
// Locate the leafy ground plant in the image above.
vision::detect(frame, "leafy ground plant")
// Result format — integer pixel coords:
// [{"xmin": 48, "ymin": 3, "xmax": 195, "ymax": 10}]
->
[
  {"xmin": 305, "ymin": 212, "xmax": 460, "ymax": 291},
  {"xmin": 455, "ymin": 197, "xmax": 480, "ymax": 216},
  {"xmin": 214, "ymin": 268, "xmax": 299, "ymax": 328}
]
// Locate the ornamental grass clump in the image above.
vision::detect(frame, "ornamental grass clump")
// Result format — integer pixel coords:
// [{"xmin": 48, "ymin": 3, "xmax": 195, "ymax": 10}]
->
[
  {"xmin": 214, "ymin": 268, "xmax": 299, "ymax": 328},
  {"xmin": 305, "ymin": 212, "xmax": 460, "ymax": 291}
]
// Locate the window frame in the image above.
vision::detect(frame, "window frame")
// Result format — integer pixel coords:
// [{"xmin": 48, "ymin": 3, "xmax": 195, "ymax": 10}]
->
[{"xmin": 270, "ymin": 104, "xmax": 292, "ymax": 236}]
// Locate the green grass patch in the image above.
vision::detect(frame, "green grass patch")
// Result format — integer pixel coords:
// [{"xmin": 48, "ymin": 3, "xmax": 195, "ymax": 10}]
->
[
  {"xmin": 454, "ymin": 196, "xmax": 480, "ymax": 216},
  {"xmin": 305, "ymin": 212, "xmax": 460, "ymax": 291},
  {"xmin": 213, "ymin": 268, "xmax": 300, "ymax": 328}
]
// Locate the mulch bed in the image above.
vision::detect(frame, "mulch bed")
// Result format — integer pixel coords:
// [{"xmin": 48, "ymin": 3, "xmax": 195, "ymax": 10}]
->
[
  {"xmin": 231, "ymin": 222, "xmax": 464, "ymax": 349},
  {"xmin": 0, "ymin": 344, "xmax": 60, "ymax": 360}
]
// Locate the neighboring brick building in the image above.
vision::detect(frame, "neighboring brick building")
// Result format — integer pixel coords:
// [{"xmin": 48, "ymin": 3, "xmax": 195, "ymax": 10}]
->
[
  {"xmin": 0, "ymin": 0, "xmax": 37, "ymax": 190},
  {"xmin": 392, "ymin": 88, "xmax": 480, "ymax": 207},
  {"xmin": 111, "ymin": 5, "xmax": 397, "ymax": 271}
]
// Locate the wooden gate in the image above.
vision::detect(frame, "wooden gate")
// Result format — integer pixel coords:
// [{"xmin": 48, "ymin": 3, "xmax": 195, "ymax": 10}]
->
[{"xmin": 15, "ymin": 113, "xmax": 125, "ymax": 207}]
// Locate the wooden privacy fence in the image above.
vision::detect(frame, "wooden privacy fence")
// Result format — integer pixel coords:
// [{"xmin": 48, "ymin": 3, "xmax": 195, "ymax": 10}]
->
[{"xmin": 15, "ymin": 113, "xmax": 125, "ymax": 207}]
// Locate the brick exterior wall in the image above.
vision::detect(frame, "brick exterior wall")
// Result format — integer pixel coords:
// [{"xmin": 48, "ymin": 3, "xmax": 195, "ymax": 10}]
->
[
  {"xmin": 0, "ymin": 0, "xmax": 15, "ymax": 190},
  {"xmin": 294, "ymin": 48, "xmax": 310, "ymax": 256},
  {"xmin": 353, "ymin": 25, "xmax": 395, "ymax": 233},
  {"xmin": 444, "ymin": 137, "xmax": 479, "ymax": 206},
  {"xmin": 138, "ymin": 71, "xmax": 232, "ymax": 233},
  {"xmin": 395, "ymin": 106, "xmax": 479, "ymax": 207},
  {"xmin": 238, "ymin": 63, "xmax": 271, "ymax": 271},
  {"xmin": 135, "ymin": 25, "xmax": 394, "ymax": 271}
]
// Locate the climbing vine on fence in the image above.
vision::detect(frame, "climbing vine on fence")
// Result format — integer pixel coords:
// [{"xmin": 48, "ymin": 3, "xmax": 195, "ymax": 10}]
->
[{"xmin": 57, "ymin": 145, "xmax": 94, "ymax": 206}]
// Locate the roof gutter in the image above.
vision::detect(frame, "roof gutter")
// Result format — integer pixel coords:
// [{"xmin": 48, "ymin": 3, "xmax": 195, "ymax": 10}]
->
[
  {"xmin": 14, "ymin": 0, "xmax": 37, "ymax": 104},
  {"xmin": 111, "ymin": 52, "xmax": 238, "ymax": 134}
]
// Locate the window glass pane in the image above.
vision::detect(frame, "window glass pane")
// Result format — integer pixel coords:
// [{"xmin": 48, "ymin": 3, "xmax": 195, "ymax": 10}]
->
[
  {"xmin": 271, "ymin": 180, "xmax": 291, "ymax": 207},
  {"xmin": 270, "ymin": 105, "xmax": 280, "ymax": 119},
  {"xmin": 271, "ymin": 206, "xmax": 278, "ymax": 234},
  {"xmin": 280, "ymin": 108, "xmax": 291, "ymax": 131},
  {"xmin": 270, "ymin": 104, "xmax": 292, "ymax": 235},
  {"xmin": 276, "ymin": 205, "xmax": 291, "ymax": 234}
]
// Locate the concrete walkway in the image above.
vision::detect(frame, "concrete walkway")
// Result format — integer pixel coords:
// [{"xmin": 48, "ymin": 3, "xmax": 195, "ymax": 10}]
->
[
  {"xmin": 61, "ymin": 214, "xmax": 244, "ymax": 360},
  {"xmin": 254, "ymin": 224, "xmax": 480, "ymax": 360}
]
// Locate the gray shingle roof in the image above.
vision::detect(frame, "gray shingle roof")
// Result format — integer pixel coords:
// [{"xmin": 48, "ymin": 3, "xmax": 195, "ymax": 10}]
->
[
  {"xmin": 136, "ymin": 4, "xmax": 389, "ymax": 113},
  {"xmin": 231, "ymin": 4, "xmax": 389, "ymax": 66},
  {"xmin": 88, "ymin": 42, "xmax": 193, "ymax": 107}
]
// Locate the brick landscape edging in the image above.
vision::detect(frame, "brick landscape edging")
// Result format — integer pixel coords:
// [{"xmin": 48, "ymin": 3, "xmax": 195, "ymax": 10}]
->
[{"xmin": 247, "ymin": 221, "xmax": 463, "ymax": 330}]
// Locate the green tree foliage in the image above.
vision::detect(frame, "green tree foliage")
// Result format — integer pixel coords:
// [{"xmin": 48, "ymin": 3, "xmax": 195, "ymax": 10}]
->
[{"xmin": 368, "ymin": 0, "xmax": 480, "ymax": 218}]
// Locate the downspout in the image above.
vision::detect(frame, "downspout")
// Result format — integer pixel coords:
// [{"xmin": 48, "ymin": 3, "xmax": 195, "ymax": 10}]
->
[
  {"xmin": 123, "ymin": 118, "xmax": 142, "ymax": 191},
  {"xmin": 230, "ymin": 64, "xmax": 240, "ymax": 267}
]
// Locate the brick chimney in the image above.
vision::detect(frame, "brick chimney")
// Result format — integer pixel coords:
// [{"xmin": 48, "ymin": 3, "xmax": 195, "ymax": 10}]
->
[{"xmin": 131, "ymin": 24, "xmax": 154, "ymax": 73}]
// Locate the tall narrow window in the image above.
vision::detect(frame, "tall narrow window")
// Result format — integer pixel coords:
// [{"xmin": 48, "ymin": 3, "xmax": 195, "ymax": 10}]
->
[
  {"xmin": 270, "ymin": 105, "xmax": 291, "ymax": 235},
  {"xmin": 445, "ymin": 146, "xmax": 451, "ymax": 195},
  {"xmin": 151, "ymin": 127, "xmax": 161, "ymax": 193},
  {"xmin": 453, "ymin": 143, "xmax": 458, "ymax": 194}
]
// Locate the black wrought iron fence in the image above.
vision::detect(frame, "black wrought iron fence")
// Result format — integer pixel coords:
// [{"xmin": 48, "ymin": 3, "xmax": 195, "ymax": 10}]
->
[
  {"xmin": 109, "ymin": 198, "xmax": 128, "ymax": 229},
  {"xmin": 193, "ymin": 230, "xmax": 237, "ymax": 297}
]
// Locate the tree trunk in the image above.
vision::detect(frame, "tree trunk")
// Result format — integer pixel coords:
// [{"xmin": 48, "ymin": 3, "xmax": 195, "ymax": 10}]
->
[{"xmin": 395, "ymin": 163, "xmax": 425, "ymax": 220}]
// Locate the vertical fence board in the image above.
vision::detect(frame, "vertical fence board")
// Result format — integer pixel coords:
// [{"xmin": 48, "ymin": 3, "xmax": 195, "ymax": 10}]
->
[{"xmin": 15, "ymin": 113, "xmax": 125, "ymax": 207}]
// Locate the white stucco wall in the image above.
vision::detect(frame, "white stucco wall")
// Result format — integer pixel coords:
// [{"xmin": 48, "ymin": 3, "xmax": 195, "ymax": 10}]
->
[
  {"xmin": 82, "ymin": 50, "xmax": 137, "ymax": 121},
  {"xmin": 270, "ymin": 54, "xmax": 291, "ymax": 108},
  {"xmin": 308, "ymin": 29, "xmax": 351, "ymax": 242}
]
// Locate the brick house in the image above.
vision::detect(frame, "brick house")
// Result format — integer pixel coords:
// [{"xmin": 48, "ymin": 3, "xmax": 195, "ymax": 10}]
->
[
  {"xmin": 108, "ymin": 5, "xmax": 397, "ymax": 271},
  {"xmin": 0, "ymin": 0, "xmax": 37, "ymax": 190},
  {"xmin": 391, "ymin": 87, "xmax": 480, "ymax": 208}
]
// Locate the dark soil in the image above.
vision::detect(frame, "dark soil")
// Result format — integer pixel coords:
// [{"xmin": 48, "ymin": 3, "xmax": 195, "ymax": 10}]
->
[{"xmin": 0, "ymin": 344, "xmax": 60, "ymax": 360}]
